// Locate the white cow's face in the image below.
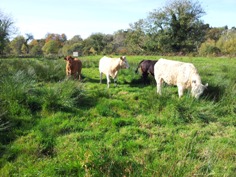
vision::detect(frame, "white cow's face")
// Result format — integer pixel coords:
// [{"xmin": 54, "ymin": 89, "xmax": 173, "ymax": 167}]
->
[
  {"xmin": 191, "ymin": 82, "xmax": 208, "ymax": 99},
  {"xmin": 120, "ymin": 56, "xmax": 129, "ymax": 69}
]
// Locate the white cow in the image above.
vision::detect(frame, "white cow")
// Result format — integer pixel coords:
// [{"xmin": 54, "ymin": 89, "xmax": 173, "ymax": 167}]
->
[
  {"xmin": 99, "ymin": 56, "xmax": 129, "ymax": 88},
  {"xmin": 154, "ymin": 58, "xmax": 208, "ymax": 98}
]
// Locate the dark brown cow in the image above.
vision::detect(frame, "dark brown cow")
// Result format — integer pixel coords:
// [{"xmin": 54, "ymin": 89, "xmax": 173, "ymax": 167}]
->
[
  {"xmin": 135, "ymin": 60, "xmax": 158, "ymax": 84},
  {"xmin": 64, "ymin": 56, "xmax": 82, "ymax": 80}
]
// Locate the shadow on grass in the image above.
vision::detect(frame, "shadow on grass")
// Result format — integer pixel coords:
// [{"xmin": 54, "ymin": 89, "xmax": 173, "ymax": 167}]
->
[
  {"xmin": 130, "ymin": 78, "xmax": 224, "ymax": 103},
  {"xmin": 74, "ymin": 93, "xmax": 99, "ymax": 109},
  {"xmin": 82, "ymin": 75, "xmax": 101, "ymax": 84},
  {"xmin": 128, "ymin": 78, "xmax": 155, "ymax": 88},
  {"xmin": 202, "ymin": 85, "xmax": 224, "ymax": 102}
]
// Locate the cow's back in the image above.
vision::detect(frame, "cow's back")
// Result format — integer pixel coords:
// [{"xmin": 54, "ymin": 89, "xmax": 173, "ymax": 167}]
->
[
  {"xmin": 148, "ymin": 60, "xmax": 158, "ymax": 75},
  {"xmin": 154, "ymin": 59, "xmax": 180, "ymax": 84},
  {"xmin": 155, "ymin": 59, "xmax": 197, "ymax": 85},
  {"xmin": 99, "ymin": 56, "xmax": 112, "ymax": 73},
  {"xmin": 72, "ymin": 59, "xmax": 82, "ymax": 73},
  {"xmin": 140, "ymin": 60, "xmax": 157, "ymax": 74}
]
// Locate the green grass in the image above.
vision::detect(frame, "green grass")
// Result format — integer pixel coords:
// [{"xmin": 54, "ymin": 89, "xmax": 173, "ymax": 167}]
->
[{"xmin": 0, "ymin": 56, "xmax": 235, "ymax": 176}]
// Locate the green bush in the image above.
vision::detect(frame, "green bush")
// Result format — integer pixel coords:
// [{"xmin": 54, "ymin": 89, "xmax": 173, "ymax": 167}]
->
[
  {"xmin": 0, "ymin": 70, "xmax": 35, "ymax": 116},
  {"xmin": 216, "ymin": 30, "xmax": 236, "ymax": 56},
  {"xmin": 41, "ymin": 80, "xmax": 83, "ymax": 114},
  {"xmin": 199, "ymin": 40, "xmax": 221, "ymax": 56}
]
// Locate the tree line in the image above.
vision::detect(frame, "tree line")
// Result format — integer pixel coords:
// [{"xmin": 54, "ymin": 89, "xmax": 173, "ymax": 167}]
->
[{"xmin": 1, "ymin": 0, "xmax": 236, "ymax": 57}]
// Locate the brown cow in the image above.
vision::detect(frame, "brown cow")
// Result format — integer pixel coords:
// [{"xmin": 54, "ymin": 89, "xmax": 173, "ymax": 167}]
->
[
  {"xmin": 135, "ymin": 59, "xmax": 158, "ymax": 84},
  {"xmin": 64, "ymin": 56, "xmax": 82, "ymax": 80}
]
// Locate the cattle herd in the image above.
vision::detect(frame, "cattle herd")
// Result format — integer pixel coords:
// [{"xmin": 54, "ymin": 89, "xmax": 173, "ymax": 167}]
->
[{"xmin": 64, "ymin": 56, "xmax": 208, "ymax": 99}]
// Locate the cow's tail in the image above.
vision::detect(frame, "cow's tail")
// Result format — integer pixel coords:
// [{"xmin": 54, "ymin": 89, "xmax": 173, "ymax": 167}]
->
[{"xmin": 135, "ymin": 60, "xmax": 144, "ymax": 74}]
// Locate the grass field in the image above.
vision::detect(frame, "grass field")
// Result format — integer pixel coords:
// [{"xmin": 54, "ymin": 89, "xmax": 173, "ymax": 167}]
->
[{"xmin": 0, "ymin": 56, "xmax": 235, "ymax": 176}]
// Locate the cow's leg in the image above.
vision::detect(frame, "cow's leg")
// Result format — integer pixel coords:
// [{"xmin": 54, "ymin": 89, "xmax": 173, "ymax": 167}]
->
[
  {"xmin": 106, "ymin": 74, "xmax": 110, "ymax": 88},
  {"xmin": 114, "ymin": 77, "xmax": 117, "ymax": 87},
  {"xmin": 142, "ymin": 72, "xmax": 148, "ymax": 84},
  {"xmin": 100, "ymin": 72, "xmax": 103, "ymax": 84},
  {"xmin": 78, "ymin": 69, "xmax": 82, "ymax": 80},
  {"xmin": 177, "ymin": 84, "xmax": 184, "ymax": 98},
  {"xmin": 66, "ymin": 69, "xmax": 70, "ymax": 79},
  {"xmin": 113, "ymin": 72, "xmax": 118, "ymax": 87},
  {"xmin": 77, "ymin": 73, "xmax": 81, "ymax": 80},
  {"xmin": 156, "ymin": 78, "xmax": 162, "ymax": 95}
]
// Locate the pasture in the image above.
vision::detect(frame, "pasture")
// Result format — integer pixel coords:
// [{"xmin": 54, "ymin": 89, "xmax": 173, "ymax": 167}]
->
[{"xmin": 0, "ymin": 56, "xmax": 235, "ymax": 176}]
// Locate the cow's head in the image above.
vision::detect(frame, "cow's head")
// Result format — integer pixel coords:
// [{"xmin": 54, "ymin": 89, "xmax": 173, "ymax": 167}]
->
[
  {"xmin": 119, "ymin": 56, "xmax": 129, "ymax": 69},
  {"xmin": 64, "ymin": 56, "xmax": 75, "ymax": 66},
  {"xmin": 64, "ymin": 56, "xmax": 75, "ymax": 74},
  {"xmin": 64, "ymin": 56, "xmax": 74, "ymax": 62},
  {"xmin": 191, "ymin": 80, "xmax": 208, "ymax": 99}
]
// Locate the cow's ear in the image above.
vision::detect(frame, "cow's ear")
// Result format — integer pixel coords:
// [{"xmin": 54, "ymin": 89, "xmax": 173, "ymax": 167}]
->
[
  {"xmin": 68, "ymin": 56, "xmax": 74, "ymax": 60},
  {"xmin": 64, "ymin": 57, "xmax": 67, "ymax": 61},
  {"xmin": 120, "ymin": 56, "xmax": 126, "ymax": 60}
]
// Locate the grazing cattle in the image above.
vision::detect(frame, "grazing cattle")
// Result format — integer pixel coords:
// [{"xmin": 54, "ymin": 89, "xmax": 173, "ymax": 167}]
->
[
  {"xmin": 99, "ymin": 56, "xmax": 129, "ymax": 88},
  {"xmin": 154, "ymin": 58, "xmax": 208, "ymax": 98},
  {"xmin": 135, "ymin": 60, "xmax": 158, "ymax": 84},
  {"xmin": 64, "ymin": 56, "xmax": 82, "ymax": 80}
]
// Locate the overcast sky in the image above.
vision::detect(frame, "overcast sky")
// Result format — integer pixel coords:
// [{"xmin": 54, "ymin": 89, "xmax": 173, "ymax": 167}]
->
[{"xmin": 1, "ymin": 0, "xmax": 236, "ymax": 40}]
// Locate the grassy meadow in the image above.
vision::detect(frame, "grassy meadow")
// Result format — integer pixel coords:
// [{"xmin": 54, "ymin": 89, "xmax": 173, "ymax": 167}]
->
[{"xmin": 0, "ymin": 55, "xmax": 235, "ymax": 176}]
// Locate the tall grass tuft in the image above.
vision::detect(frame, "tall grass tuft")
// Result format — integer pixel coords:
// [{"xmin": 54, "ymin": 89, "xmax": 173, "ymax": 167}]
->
[
  {"xmin": 32, "ymin": 59, "xmax": 65, "ymax": 82},
  {"xmin": 0, "ymin": 69, "xmax": 37, "ymax": 155},
  {"xmin": 41, "ymin": 80, "xmax": 84, "ymax": 114},
  {"xmin": 0, "ymin": 70, "xmax": 36, "ymax": 119}
]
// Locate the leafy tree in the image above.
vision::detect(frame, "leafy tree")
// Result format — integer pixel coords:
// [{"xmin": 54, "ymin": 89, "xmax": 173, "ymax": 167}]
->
[
  {"xmin": 69, "ymin": 35, "xmax": 83, "ymax": 44},
  {"xmin": 42, "ymin": 33, "xmax": 67, "ymax": 55},
  {"xmin": 61, "ymin": 35, "xmax": 83, "ymax": 56},
  {"xmin": 42, "ymin": 40, "xmax": 61, "ymax": 55},
  {"xmin": 82, "ymin": 33, "xmax": 108, "ymax": 55},
  {"xmin": 9, "ymin": 35, "xmax": 25, "ymax": 55},
  {"xmin": 216, "ymin": 28, "xmax": 236, "ymax": 55},
  {"xmin": 0, "ymin": 10, "xmax": 17, "ymax": 54},
  {"xmin": 45, "ymin": 33, "xmax": 67, "ymax": 47},
  {"xmin": 126, "ymin": 20, "xmax": 147, "ymax": 54},
  {"xmin": 82, "ymin": 37, "xmax": 95, "ymax": 55},
  {"xmin": 23, "ymin": 33, "xmax": 34, "ymax": 54},
  {"xmin": 205, "ymin": 27, "xmax": 226, "ymax": 45},
  {"xmin": 90, "ymin": 33, "xmax": 106, "ymax": 53},
  {"xmin": 144, "ymin": 0, "xmax": 206, "ymax": 53},
  {"xmin": 198, "ymin": 39, "xmax": 221, "ymax": 56},
  {"xmin": 61, "ymin": 44, "xmax": 71, "ymax": 56},
  {"xmin": 100, "ymin": 34, "xmax": 113, "ymax": 54},
  {"xmin": 89, "ymin": 47, "xmax": 96, "ymax": 55},
  {"xmin": 30, "ymin": 45, "xmax": 43, "ymax": 56},
  {"xmin": 29, "ymin": 39, "xmax": 44, "ymax": 56},
  {"xmin": 112, "ymin": 30, "xmax": 128, "ymax": 54},
  {"xmin": 21, "ymin": 43, "xmax": 28, "ymax": 54}
]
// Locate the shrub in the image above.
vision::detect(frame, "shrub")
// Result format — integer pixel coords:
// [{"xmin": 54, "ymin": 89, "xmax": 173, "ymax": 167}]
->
[
  {"xmin": 198, "ymin": 40, "xmax": 221, "ymax": 56},
  {"xmin": 0, "ymin": 70, "xmax": 35, "ymax": 116},
  {"xmin": 216, "ymin": 30, "xmax": 236, "ymax": 56},
  {"xmin": 41, "ymin": 80, "xmax": 84, "ymax": 114},
  {"xmin": 32, "ymin": 59, "xmax": 65, "ymax": 82}
]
